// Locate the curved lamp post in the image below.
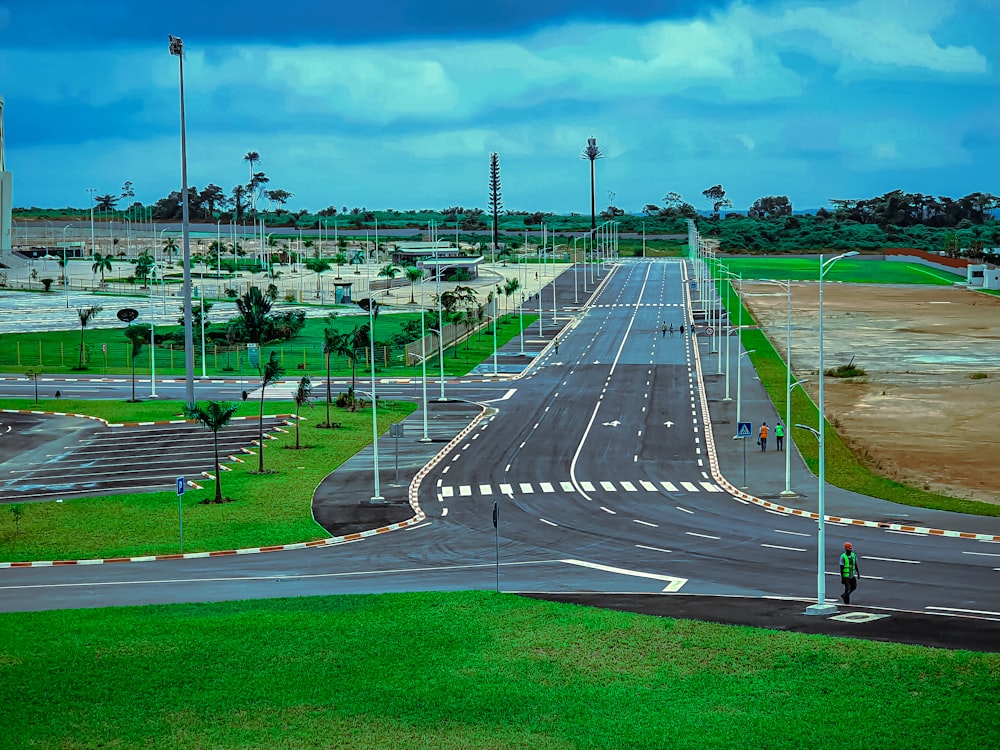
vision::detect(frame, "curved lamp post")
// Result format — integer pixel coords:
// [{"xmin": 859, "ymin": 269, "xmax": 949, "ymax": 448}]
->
[{"xmin": 802, "ymin": 250, "xmax": 857, "ymax": 616}]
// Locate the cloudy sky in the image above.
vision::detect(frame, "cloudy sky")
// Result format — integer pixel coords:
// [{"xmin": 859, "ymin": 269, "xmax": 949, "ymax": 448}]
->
[{"xmin": 1, "ymin": 0, "xmax": 996, "ymax": 215}]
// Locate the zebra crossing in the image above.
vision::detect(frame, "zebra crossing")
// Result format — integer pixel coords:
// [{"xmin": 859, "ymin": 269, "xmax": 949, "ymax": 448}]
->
[
  {"xmin": 437, "ymin": 479, "xmax": 723, "ymax": 498},
  {"xmin": 590, "ymin": 302, "xmax": 682, "ymax": 309}
]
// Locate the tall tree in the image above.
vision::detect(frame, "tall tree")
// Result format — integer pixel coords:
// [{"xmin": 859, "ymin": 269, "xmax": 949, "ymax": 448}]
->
[
  {"xmin": 243, "ymin": 151, "xmax": 260, "ymax": 211},
  {"xmin": 702, "ymin": 184, "xmax": 733, "ymax": 217},
  {"xmin": 91, "ymin": 252, "xmax": 112, "ymax": 283},
  {"xmin": 133, "ymin": 251, "xmax": 155, "ymax": 287},
  {"xmin": 231, "ymin": 184, "xmax": 246, "ymax": 223},
  {"xmin": 292, "ymin": 376, "xmax": 313, "ymax": 449},
  {"xmin": 322, "ymin": 319, "xmax": 353, "ymax": 428},
  {"xmin": 377, "ymin": 263, "xmax": 399, "ymax": 294},
  {"xmin": 748, "ymin": 196, "xmax": 793, "ymax": 220},
  {"xmin": 76, "ymin": 305, "xmax": 103, "ymax": 369},
  {"xmin": 305, "ymin": 255, "xmax": 331, "ymax": 298},
  {"xmin": 580, "ymin": 137, "xmax": 604, "ymax": 230},
  {"xmin": 405, "ymin": 265, "xmax": 424, "ymax": 304},
  {"xmin": 256, "ymin": 351, "xmax": 284, "ymax": 473},
  {"xmin": 236, "ymin": 286, "xmax": 273, "ymax": 344},
  {"xmin": 187, "ymin": 401, "xmax": 241, "ymax": 503},
  {"xmin": 488, "ymin": 152, "xmax": 503, "ymax": 254},
  {"xmin": 123, "ymin": 323, "xmax": 149, "ymax": 402}
]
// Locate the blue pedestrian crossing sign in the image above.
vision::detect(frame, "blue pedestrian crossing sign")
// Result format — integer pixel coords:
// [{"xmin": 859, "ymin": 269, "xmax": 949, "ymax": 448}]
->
[{"xmin": 736, "ymin": 422, "xmax": 752, "ymax": 438}]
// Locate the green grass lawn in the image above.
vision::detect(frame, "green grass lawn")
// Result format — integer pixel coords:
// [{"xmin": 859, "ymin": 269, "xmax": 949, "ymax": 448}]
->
[
  {"xmin": 0, "ymin": 591, "xmax": 996, "ymax": 749},
  {"xmin": 0, "ymin": 308, "xmax": 537, "ymax": 379},
  {"xmin": 718, "ymin": 257, "xmax": 964, "ymax": 285},
  {"xmin": 0, "ymin": 398, "xmax": 417, "ymax": 561}
]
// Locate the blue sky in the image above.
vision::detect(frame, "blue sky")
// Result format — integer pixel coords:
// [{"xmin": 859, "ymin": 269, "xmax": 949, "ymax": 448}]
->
[{"xmin": 1, "ymin": 0, "xmax": 997, "ymax": 215}]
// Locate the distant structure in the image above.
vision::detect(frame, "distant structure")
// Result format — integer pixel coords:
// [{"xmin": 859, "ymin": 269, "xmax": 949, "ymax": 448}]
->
[{"xmin": 0, "ymin": 94, "xmax": 11, "ymax": 253}]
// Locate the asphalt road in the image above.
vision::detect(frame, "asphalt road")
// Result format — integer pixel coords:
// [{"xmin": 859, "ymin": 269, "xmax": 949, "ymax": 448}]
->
[
  {"xmin": 1, "ymin": 259, "xmax": 998, "ymax": 648},
  {"xmin": 0, "ymin": 412, "xmax": 290, "ymax": 502}
]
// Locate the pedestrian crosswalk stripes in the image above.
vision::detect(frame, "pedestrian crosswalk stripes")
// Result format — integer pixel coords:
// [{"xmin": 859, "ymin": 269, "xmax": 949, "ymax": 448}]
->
[{"xmin": 436, "ymin": 479, "xmax": 723, "ymax": 498}]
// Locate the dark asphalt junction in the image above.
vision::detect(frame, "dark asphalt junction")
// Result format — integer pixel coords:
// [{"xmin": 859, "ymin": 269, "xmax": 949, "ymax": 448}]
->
[{"xmin": 0, "ymin": 413, "xmax": 290, "ymax": 502}]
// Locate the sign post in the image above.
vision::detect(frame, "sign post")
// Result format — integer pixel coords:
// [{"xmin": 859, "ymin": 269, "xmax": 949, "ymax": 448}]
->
[
  {"xmin": 389, "ymin": 422, "xmax": 404, "ymax": 483},
  {"xmin": 736, "ymin": 422, "xmax": 752, "ymax": 489},
  {"xmin": 176, "ymin": 476, "xmax": 186, "ymax": 552}
]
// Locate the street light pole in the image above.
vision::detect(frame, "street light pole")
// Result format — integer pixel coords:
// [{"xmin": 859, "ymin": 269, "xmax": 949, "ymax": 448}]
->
[
  {"xmin": 805, "ymin": 250, "xmax": 858, "ymax": 616},
  {"xmin": 783, "ymin": 379, "xmax": 808, "ymax": 497},
  {"xmin": 168, "ymin": 34, "xmax": 195, "ymax": 410},
  {"xmin": 87, "ymin": 188, "xmax": 97, "ymax": 260},
  {"xmin": 418, "ymin": 279, "xmax": 430, "ymax": 442}
]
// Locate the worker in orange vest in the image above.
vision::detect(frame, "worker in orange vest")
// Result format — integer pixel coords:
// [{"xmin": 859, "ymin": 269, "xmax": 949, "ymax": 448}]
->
[{"xmin": 758, "ymin": 421, "xmax": 769, "ymax": 451}]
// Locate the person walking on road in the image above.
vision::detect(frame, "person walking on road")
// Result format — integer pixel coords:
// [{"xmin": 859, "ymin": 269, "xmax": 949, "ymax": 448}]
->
[
  {"xmin": 758, "ymin": 421, "xmax": 768, "ymax": 452},
  {"xmin": 774, "ymin": 421, "xmax": 784, "ymax": 451},
  {"xmin": 661, "ymin": 322, "xmax": 667, "ymax": 338},
  {"xmin": 669, "ymin": 323, "xmax": 674, "ymax": 336},
  {"xmin": 679, "ymin": 324, "xmax": 685, "ymax": 335},
  {"xmin": 554, "ymin": 337, "xmax": 560, "ymax": 354},
  {"xmin": 840, "ymin": 542, "xmax": 860, "ymax": 604}
]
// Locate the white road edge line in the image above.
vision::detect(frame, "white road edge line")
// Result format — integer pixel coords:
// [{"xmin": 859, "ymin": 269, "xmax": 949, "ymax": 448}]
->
[{"xmin": 559, "ymin": 558, "xmax": 686, "ymax": 592}]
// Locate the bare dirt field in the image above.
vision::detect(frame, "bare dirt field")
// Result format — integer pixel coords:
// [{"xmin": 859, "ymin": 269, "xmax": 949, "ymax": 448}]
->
[{"xmin": 743, "ymin": 282, "xmax": 1000, "ymax": 505}]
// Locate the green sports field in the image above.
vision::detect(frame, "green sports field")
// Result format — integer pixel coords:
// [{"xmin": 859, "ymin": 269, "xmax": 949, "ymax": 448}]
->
[{"xmin": 716, "ymin": 257, "xmax": 964, "ymax": 285}]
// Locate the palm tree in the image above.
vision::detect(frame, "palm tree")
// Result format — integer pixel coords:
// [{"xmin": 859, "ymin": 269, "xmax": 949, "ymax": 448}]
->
[
  {"xmin": 378, "ymin": 263, "xmax": 399, "ymax": 295},
  {"xmin": 243, "ymin": 151, "xmax": 260, "ymax": 211},
  {"xmin": 405, "ymin": 265, "xmax": 424, "ymax": 304},
  {"xmin": 350, "ymin": 324, "xmax": 369, "ymax": 391},
  {"xmin": 236, "ymin": 286, "xmax": 272, "ymax": 344},
  {"xmin": 580, "ymin": 137, "xmax": 604, "ymax": 230},
  {"xmin": 293, "ymin": 376, "xmax": 313, "ymax": 449},
  {"xmin": 503, "ymin": 277, "xmax": 521, "ymax": 313},
  {"xmin": 332, "ymin": 252, "xmax": 348, "ymax": 278},
  {"xmin": 163, "ymin": 237, "xmax": 179, "ymax": 264},
  {"xmin": 322, "ymin": 323, "xmax": 355, "ymax": 428},
  {"xmin": 187, "ymin": 401, "xmax": 240, "ymax": 503},
  {"xmin": 256, "ymin": 351, "xmax": 285, "ymax": 473},
  {"xmin": 304, "ymin": 255, "xmax": 331, "ymax": 298},
  {"xmin": 133, "ymin": 251, "xmax": 155, "ymax": 288},
  {"xmin": 76, "ymin": 305, "xmax": 103, "ymax": 369},
  {"xmin": 92, "ymin": 252, "xmax": 113, "ymax": 284}
]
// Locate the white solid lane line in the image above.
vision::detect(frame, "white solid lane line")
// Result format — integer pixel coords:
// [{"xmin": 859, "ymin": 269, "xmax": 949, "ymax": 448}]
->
[
  {"xmin": 636, "ymin": 544, "xmax": 671, "ymax": 553},
  {"xmin": 925, "ymin": 605, "xmax": 1000, "ymax": 618},
  {"xmin": 686, "ymin": 531, "xmax": 720, "ymax": 540},
  {"xmin": 863, "ymin": 555, "xmax": 921, "ymax": 564},
  {"xmin": 962, "ymin": 551, "xmax": 1000, "ymax": 557},
  {"xmin": 540, "ymin": 518, "xmax": 558, "ymax": 527}
]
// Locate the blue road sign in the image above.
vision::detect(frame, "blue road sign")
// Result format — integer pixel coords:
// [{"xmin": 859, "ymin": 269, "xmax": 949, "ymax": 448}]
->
[
  {"xmin": 736, "ymin": 422, "xmax": 752, "ymax": 438},
  {"xmin": 176, "ymin": 476, "xmax": 186, "ymax": 495}
]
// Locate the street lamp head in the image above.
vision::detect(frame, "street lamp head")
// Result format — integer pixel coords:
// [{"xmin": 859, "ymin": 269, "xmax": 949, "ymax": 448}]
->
[
  {"xmin": 168, "ymin": 35, "xmax": 184, "ymax": 56},
  {"xmin": 794, "ymin": 423, "xmax": 820, "ymax": 438}
]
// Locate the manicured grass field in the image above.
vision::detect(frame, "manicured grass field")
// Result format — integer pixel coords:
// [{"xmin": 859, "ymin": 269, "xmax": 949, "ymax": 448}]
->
[
  {"xmin": 1, "ymin": 592, "xmax": 996, "ymax": 749},
  {"xmin": 719, "ymin": 257, "xmax": 964, "ymax": 285},
  {"xmin": 0, "ymin": 308, "xmax": 537, "ymax": 378},
  {"xmin": 0, "ymin": 398, "xmax": 416, "ymax": 561}
]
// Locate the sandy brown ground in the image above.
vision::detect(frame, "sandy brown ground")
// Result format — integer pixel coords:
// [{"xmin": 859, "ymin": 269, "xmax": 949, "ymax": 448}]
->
[{"xmin": 743, "ymin": 282, "xmax": 1000, "ymax": 505}]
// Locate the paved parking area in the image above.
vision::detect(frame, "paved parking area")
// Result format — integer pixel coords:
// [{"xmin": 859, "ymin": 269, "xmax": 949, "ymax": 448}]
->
[{"xmin": 0, "ymin": 412, "xmax": 289, "ymax": 502}]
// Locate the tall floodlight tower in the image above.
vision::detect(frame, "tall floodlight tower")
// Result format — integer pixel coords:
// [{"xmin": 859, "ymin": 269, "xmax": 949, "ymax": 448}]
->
[
  {"xmin": 168, "ymin": 36, "xmax": 196, "ymax": 410},
  {"xmin": 580, "ymin": 137, "xmax": 603, "ymax": 231},
  {"xmin": 0, "ymin": 95, "xmax": 13, "ymax": 254}
]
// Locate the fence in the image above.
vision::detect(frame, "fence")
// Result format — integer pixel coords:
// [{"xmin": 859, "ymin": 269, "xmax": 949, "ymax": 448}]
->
[{"xmin": 0, "ymin": 341, "xmax": 407, "ymax": 377}]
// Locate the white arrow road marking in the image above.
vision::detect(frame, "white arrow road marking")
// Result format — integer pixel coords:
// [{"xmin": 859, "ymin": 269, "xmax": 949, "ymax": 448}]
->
[
  {"xmin": 560, "ymin": 559, "xmax": 687, "ymax": 593},
  {"xmin": 602, "ymin": 420, "xmax": 621, "ymax": 427},
  {"xmin": 663, "ymin": 421, "xmax": 674, "ymax": 428}
]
